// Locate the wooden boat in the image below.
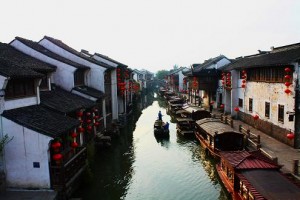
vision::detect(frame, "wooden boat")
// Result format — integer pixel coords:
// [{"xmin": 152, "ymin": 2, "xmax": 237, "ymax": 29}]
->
[
  {"xmin": 216, "ymin": 150, "xmax": 300, "ymax": 200},
  {"xmin": 176, "ymin": 117, "xmax": 195, "ymax": 137},
  {"xmin": 154, "ymin": 120, "xmax": 169, "ymax": 138},
  {"xmin": 195, "ymin": 118, "xmax": 244, "ymax": 158}
]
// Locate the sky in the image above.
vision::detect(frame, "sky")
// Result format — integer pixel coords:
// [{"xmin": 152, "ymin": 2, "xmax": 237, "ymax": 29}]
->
[{"xmin": 1, "ymin": 0, "xmax": 300, "ymax": 73}]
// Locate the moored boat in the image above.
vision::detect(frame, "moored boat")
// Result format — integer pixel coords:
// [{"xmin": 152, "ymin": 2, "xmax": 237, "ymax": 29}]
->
[
  {"xmin": 216, "ymin": 150, "xmax": 300, "ymax": 200},
  {"xmin": 176, "ymin": 117, "xmax": 195, "ymax": 137},
  {"xmin": 195, "ymin": 118, "xmax": 244, "ymax": 158}
]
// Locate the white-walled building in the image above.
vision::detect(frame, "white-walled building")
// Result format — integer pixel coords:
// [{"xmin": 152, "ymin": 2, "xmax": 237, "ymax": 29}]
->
[{"xmin": 220, "ymin": 43, "xmax": 300, "ymax": 148}]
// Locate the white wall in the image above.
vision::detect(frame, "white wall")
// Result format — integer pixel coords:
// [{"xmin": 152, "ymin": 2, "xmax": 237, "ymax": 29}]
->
[
  {"xmin": 39, "ymin": 39, "xmax": 106, "ymax": 92},
  {"xmin": 10, "ymin": 40, "xmax": 76, "ymax": 91},
  {"xmin": 5, "ymin": 97, "xmax": 37, "ymax": 110},
  {"xmin": 3, "ymin": 117, "xmax": 52, "ymax": 188}
]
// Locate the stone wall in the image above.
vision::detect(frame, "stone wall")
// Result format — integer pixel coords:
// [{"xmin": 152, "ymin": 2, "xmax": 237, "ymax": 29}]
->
[{"xmin": 238, "ymin": 112, "xmax": 294, "ymax": 147}]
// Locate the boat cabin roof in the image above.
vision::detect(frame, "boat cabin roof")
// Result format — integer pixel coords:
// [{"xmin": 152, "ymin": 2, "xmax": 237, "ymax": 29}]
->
[
  {"xmin": 177, "ymin": 117, "xmax": 194, "ymax": 122},
  {"xmin": 195, "ymin": 118, "xmax": 241, "ymax": 137},
  {"xmin": 238, "ymin": 169, "xmax": 300, "ymax": 199}
]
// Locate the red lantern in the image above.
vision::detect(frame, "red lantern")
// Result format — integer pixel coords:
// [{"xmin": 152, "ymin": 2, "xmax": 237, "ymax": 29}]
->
[
  {"xmin": 53, "ymin": 153, "xmax": 63, "ymax": 161},
  {"xmin": 242, "ymin": 70, "xmax": 246, "ymax": 74},
  {"xmin": 71, "ymin": 142, "xmax": 78, "ymax": 148},
  {"xmin": 93, "ymin": 108, "xmax": 98, "ymax": 112},
  {"xmin": 285, "ymin": 82, "xmax": 292, "ymax": 87},
  {"xmin": 287, "ymin": 133, "xmax": 295, "ymax": 140},
  {"xmin": 210, "ymin": 101, "xmax": 214, "ymax": 105},
  {"xmin": 94, "ymin": 115, "xmax": 100, "ymax": 120},
  {"xmin": 220, "ymin": 104, "xmax": 224, "ymax": 108},
  {"xmin": 86, "ymin": 112, "xmax": 91, "ymax": 116},
  {"xmin": 253, "ymin": 114, "xmax": 259, "ymax": 120},
  {"xmin": 71, "ymin": 132, "xmax": 77, "ymax": 138},
  {"xmin": 234, "ymin": 107, "xmax": 240, "ymax": 112},
  {"xmin": 285, "ymin": 67, "xmax": 291, "ymax": 72},
  {"xmin": 284, "ymin": 88, "xmax": 291, "ymax": 94},
  {"xmin": 78, "ymin": 127, "xmax": 85, "ymax": 133},
  {"xmin": 241, "ymin": 84, "xmax": 246, "ymax": 88},
  {"xmin": 51, "ymin": 141, "xmax": 61, "ymax": 149},
  {"xmin": 86, "ymin": 119, "xmax": 92, "ymax": 124},
  {"xmin": 87, "ymin": 125, "xmax": 93, "ymax": 131},
  {"xmin": 76, "ymin": 111, "xmax": 83, "ymax": 117},
  {"xmin": 285, "ymin": 75, "xmax": 291, "ymax": 79},
  {"xmin": 94, "ymin": 122, "xmax": 100, "ymax": 126}
]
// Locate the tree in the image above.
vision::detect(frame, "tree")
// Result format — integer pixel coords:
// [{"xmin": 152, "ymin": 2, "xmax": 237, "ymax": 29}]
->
[{"xmin": 155, "ymin": 70, "xmax": 169, "ymax": 80}]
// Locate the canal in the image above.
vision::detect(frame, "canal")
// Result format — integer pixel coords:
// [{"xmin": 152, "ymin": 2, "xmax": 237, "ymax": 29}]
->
[{"xmin": 73, "ymin": 93, "xmax": 229, "ymax": 200}]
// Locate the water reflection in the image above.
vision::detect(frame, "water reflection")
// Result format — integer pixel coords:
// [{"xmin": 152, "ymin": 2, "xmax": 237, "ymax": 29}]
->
[{"xmin": 72, "ymin": 92, "xmax": 229, "ymax": 200}]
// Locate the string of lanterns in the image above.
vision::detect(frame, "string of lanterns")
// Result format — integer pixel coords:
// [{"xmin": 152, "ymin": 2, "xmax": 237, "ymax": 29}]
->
[
  {"xmin": 284, "ymin": 67, "xmax": 292, "ymax": 94},
  {"xmin": 241, "ymin": 70, "xmax": 247, "ymax": 88}
]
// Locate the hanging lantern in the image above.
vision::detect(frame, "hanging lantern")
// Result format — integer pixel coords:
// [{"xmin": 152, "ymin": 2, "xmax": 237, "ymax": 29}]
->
[
  {"xmin": 78, "ymin": 127, "xmax": 85, "ymax": 133},
  {"xmin": 284, "ymin": 88, "xmax": 291, "ymax": 94},
  {"xmin": 86, "ymin": 112, "xmax": 91, "ymax": 116},
  {"xmin": 71, "ymin": 132, "xmax": 77, "ymax": 138},
  {"xmin": 220, "ymin": 104, "xmax": 224, "ymax": 108},
  {"xmin": 71, "ymin": 141, "xmax": 78, "ymax": 148},
  {"xmin": 285, "ymin": 75, "xmax": 291, "ymax": 79},
  {"xmin": 94, "ymin": 115, "xmax": 100, "ymax": 120},
  {"xmin": 241, "ymin": 84, "xmax": 246, "ymax": 88},
  {"xmin": 93, "ymin": 108, "xmax": 98, "ymax": 112},
  {"xmin": 287, "ymin": 132, "xmax": 295, "ymax": 140},
  {"xmin": 76, "ymin": 111, "xmax": 83, "ymax": 117},
  {"xmin": 242, "ymin": 70, "xmax": 246, "ymax": 74},
  {"xmin": 253, "ymin": 114, "xmax": 259, "ymax": 120},
  {"xmin": 242, "ymin": 79, "xmax": 246, "ymax": 83},
  {"xmin": 210, "ymin": 101, "xmax": 215, "ymax": 105},
  {"xmin": 285, "ymin": 67, "xmax": 292, "ymax": 73},
  {"xmin": 52, "ymin": 153, "xmax": 63, "ymax": 161},
  {"xmin": 86, "ymin": 119, "xmax": 92, "ymax": 124},
  {"xmin": 94, "ymin": 122, "xmax": 100, "ymax": 126},
  {"xmin": 51, "ymin": 141, "xmax": 61, "ymax": 149},
  {"xmin": 285, "ymin": 82, "xmax": 292, "ymax": 87},
  {"xmin": 234, "ymin": 107, "xmax": 240, "ymax": 112},
  {"xmin": 87, "ymin": 125, "xmax": 93, "ymax": 131}
]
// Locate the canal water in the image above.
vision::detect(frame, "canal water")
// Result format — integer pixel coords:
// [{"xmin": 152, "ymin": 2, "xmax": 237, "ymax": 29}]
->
[{"xmin": 73, "ymin": 93, "xmax": 229, "ymax": 200}]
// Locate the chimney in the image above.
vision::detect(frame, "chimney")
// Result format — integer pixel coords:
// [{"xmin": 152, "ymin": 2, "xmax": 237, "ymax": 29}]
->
[{"xmin": 270, "ymin": 46, "xmax": 274, "ymax": 51}]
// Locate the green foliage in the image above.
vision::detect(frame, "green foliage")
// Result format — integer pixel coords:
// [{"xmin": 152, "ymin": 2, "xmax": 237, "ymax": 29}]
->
[
  {"xmin": 155, "ymin": 70, "xmax": 169, "ymax": 80},
  {"xmin": 0, "ymin": 134, "xmax": 13, "ymax": 154}
]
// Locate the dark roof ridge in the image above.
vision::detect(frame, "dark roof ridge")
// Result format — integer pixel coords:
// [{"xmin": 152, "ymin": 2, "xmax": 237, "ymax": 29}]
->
[
  {"xmin": 42, "ymin": 36, "xmax": 113, "ymax": 69},
  {"xmin": 15, "ymin": 37, "xmax": 90, "ymax": 70}
]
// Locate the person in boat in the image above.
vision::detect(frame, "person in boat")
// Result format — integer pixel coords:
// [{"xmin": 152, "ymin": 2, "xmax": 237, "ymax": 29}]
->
[
  {"xmin": 163, "ymin": 122, "xmax": 169, "ymax": 130},
  {"xmin": 158, "ymin": 111, "xmax": 162, "ymax": 121}
]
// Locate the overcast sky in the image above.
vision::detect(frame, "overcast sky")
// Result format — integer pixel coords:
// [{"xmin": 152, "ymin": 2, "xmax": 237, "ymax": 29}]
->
[{"xmin": 1, "ymin": 0, "xmax": 300, "ymax": 73}]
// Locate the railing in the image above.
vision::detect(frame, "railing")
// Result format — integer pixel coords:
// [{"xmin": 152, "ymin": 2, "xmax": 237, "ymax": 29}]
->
[
  {"xmin": 50, "ymin": 146, "xmax": 87, "ymax": 191},
  {"xmin": 220, "ymin": 114, "xmax": 234, "ymax": 128},
  {"xmin": 238, "ymin": 125, "xmax": 261, "ymax": 149}
]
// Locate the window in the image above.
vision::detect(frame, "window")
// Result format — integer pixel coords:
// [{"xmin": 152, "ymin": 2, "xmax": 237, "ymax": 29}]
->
[
  {"xmin": 265, "ymin": 102, "xmax": 270, "ymax": 118},
  {"xmin": 5, "ymin": 79, "xmax": 35, "ymax": 99},
  {"xmin": 247, "ymin": 67, "xmax": 286, "ymax": 83},
  {"xmin": 74, "ymin": 70, "xmax": 85, "ymax": 86},
  {"xmin": 278, "ymin": 104, "xmax": 284, "ymax": 122},
  {"xmin": 238, "ymin": 98, "xmax": 243, "ymax": 107},
  {"xmin": 249, "ymin": 98, "xmax": 253, "ymax": 112},
  {"xmin": 40, "ymin": 76, "xmax": 48, "ymax": 90}
]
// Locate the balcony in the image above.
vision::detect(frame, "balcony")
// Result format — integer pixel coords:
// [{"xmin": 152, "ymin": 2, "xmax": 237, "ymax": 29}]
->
[{"xmin": 50, "ymin": 146, "xmax": 87, "ymax": 191}]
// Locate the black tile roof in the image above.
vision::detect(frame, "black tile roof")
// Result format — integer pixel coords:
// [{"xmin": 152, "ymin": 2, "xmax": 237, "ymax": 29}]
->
[
  {"xmin": 15, "ymin": 37, "xmax": 90, "ymax": 70},
  {"xmin": 2, "ymin": 105, "xmax": 80, "ymax": 138},
  {"xmin": 72, "ymin": 86, "xmax": 106, "ymax": 100},
  {"xmin": 0, "ymin": 59, "xmax": 44, "ymax": 78},
  {"xmin": 94, "ymin": 52, "xmax": 128, "ymax": 67},
  {"xmin": 224, "ymin": 43, "xmax": 300, "ymax": 70},
  {"xmin": 42, "ymin": 36, "xmax": 113, "ymax": 69},
  {"xmin": 40, "ymin": 87, "xmax": 96, "ymax": 114},
  {"xmin": 0, "ymin": 42, "xmax": 56, "ymax": 73},
  {"xmin": 193, "ymin": 55, "xmax": 228, "ymax": 73}
]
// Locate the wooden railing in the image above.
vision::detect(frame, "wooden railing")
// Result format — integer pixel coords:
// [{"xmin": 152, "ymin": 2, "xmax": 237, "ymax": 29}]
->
[
  {"xmin": 220, "ymin": 114, "xmax": 234, "ymax": 128},
  {"xmin": 238, "ymin": 125, "xmax": 261, "ymax": 149},
  {"xmin": 50, "ymin": 146, "xmax": 87, "ymax": 191}
]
